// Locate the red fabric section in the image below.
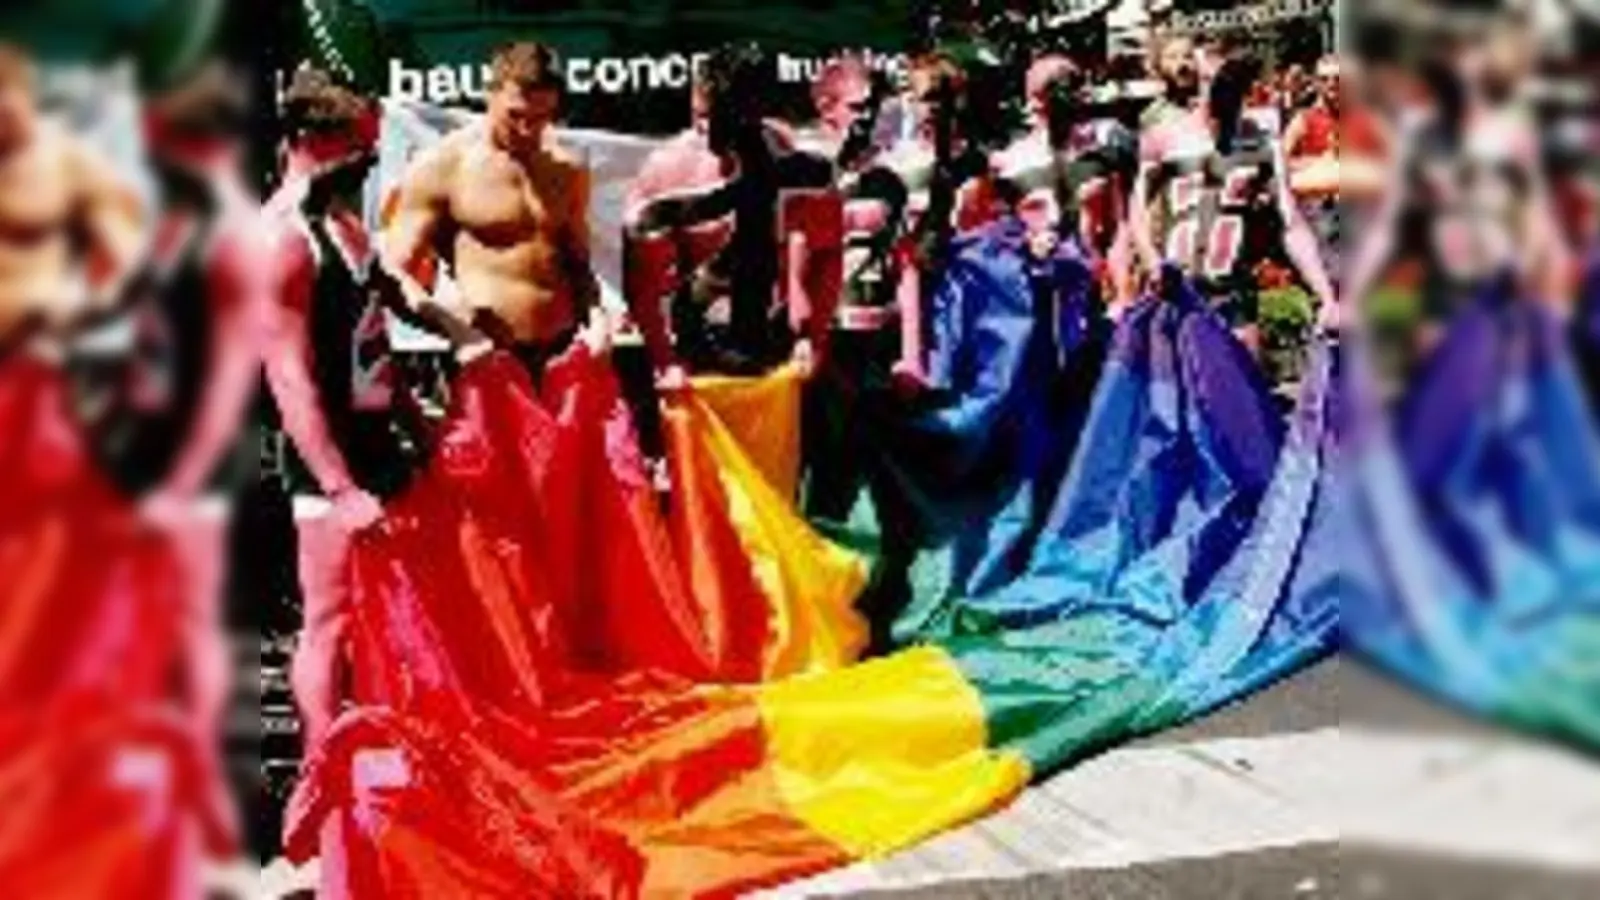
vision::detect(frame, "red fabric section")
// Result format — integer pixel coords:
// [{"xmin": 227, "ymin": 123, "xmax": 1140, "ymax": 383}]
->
[
  {"xmin": 0, "ymin": 356, "xmax": 182, "ymax": 713},
  {"xmin": 0, "ymin": 356, "xmax": 213, "ymax": 891},
  {"xmin": 0, "ymin": 708, "xmax": 208, "ymax": 897},
  {"xmin": 286, "ymin": 348, "xmax": 851, "ymax": 897}
]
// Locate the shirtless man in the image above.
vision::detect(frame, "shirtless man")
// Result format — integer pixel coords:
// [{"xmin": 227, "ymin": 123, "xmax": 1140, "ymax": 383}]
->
[
  {"xmin": 382, "ymin": 41, "xmax": 606, "ymax": 372},
  {"xmin": 0, "ymin": 45, "xmax": 144, "ymax": 352},
  {"xmin": 0, "ymin": 45, "xmax": 256, "ymax": 857},
  {"xmin": 1129, "ymin": 42, "xmax": 1338, "ymax": 349}
]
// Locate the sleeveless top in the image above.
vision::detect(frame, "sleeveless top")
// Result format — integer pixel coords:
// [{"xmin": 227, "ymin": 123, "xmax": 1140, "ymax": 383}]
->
[
  {"xmin": 838, "ymin": 163, "xmax": 911, "ymax": 311},
  {"xmin": 1289, "ymin": 106, "xmax": 1338, "ymax": 158},
  {"xmin": 1149, "ymin": 119, "xmax": 1283, "ymax": 297},
  {"xmin": 82, "ymin": 158, "xmax": 216, "ymax": 496},
  {"xmin": 993, "ymin": 121, "xmax": 1136, "ymax": 257},
  {"xmin": 285, "ymin": 208, "xmax": 419, "ymax": 499}
]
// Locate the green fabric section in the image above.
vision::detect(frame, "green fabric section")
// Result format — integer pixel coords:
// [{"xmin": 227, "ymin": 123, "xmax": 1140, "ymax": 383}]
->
[
  {"xmin": 943, "ymin": 615, "xmax": 1175, "ymax": 773},
  {"xmin": 802, "ymin": 328, "xmax": 958, "ymax": 653},
  {"xmin": 1499, "ymin": 619, "xmax": 1600, "ymax": 749}
]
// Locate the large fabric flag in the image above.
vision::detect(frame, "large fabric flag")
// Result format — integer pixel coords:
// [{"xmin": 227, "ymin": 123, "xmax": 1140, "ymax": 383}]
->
[
  {"xmin": 1344, "ymin": 278, "xmax": 1600, "ymax": 747},
  {"xmin": 284, "ymin": 221, "xmax": 1340, "ymax": 895},
  {"xmin": 0, "ymin": 355, "xmax": 212, "ymax": 894}
]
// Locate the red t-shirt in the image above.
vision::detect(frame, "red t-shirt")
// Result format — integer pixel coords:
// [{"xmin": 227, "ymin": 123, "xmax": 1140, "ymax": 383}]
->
[{"xmin": 1288, "ymin": 106, "xmax": 1338, "ymax": 158}]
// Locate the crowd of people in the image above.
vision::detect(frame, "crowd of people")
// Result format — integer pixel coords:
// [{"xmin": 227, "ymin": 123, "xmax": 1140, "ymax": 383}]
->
[{"xmin": 5, "ymin": 4, "xmax": 1600, "ymax": 896}]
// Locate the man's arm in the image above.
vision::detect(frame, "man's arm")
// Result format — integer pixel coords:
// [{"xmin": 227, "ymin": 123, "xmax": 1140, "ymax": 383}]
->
[
  {"xmin": 1519, "ymin": 136, "xmax": 1575, "ymax": 312},
  {"xmin": 377, "ymin": 141, "xmax": 486, "ymax": 352},
  {"xmin": 1127, "ymin": 145, "xmax": 1164, "ymax": 288},
  {"xmin": 562, "ymin": 162, "xmax": 601, "ymax": 321},
  {"xmin": 622, "ymin": 149, "xmax": 689, "ymax": 373},
  {"xmin": 1341, "ymin": 125, "xmax": 1412, "ymax": 317},
  {"xmin": 782, "ymin": 186, "xmax": 844, "ymax": 368},
  {"xmin": 893, "ymin": 235, "xmax": 924, "ymax": 378},
  {"xmin": 260, "ymin": 221, "xmax": 360, "ymax": 497},
  {"xmin": 1271, "ymin": 139, "xmax": 1336, "ymax": 313},
  {"xmin": 148, "ymin": 210, "xmax": 269, "ymax": 499}
]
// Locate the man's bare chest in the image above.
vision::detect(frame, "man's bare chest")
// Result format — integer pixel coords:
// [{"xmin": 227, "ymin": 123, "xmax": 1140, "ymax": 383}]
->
[
  {"xmin": 0, "ymin": 153, "xmax": 72, "ymax": 238},
  {"xmin": 448, "ymin": 154, "xmax": 570, "ymax": 245}
]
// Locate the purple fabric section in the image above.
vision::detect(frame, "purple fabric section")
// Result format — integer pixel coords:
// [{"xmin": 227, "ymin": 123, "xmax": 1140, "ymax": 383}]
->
[
  {"xmin": 1166, "ymin": 267, "xmax": 1280, "ymax": 492},
  {"xmin": 1399, "ymin": 273, "xmax": 1563, "ymax": 492}
]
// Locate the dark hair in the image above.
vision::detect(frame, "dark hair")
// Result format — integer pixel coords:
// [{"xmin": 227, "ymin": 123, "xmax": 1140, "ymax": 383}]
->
[
  {"xmin": 698, "ymin": 43, "xmax": 773, "ymax": 110},
  {"xmin": 282, "ymin": 66, "xmax": 369, "ymax": 136},
  {"xmin": 698, "ymin": 43, "xmax": 774, "ymax": 154},
  {"xmin": 153, "ymin": 60, "xmax": 252, "ymax": 137},
  {"xmin": 1208, "ymin": 50, "xmax": 1262, "ymax": 153},
  {"xmin": 489, "ymin": 41, "xmax": 565, "ymax": 94},
  {"xmin": 1042, "ymin": 65, "xmax": 1087, "ymax": 148}
]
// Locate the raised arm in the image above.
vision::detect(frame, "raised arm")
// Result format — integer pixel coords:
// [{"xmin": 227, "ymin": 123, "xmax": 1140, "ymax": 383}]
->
[{"xmin": 1271, "ymin": 138, "xmax": 1337, "ymax": 316}]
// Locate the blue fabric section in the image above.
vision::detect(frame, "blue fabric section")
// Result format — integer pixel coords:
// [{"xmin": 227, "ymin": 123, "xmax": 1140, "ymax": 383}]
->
[
  {"xmin": 1344, "ymin": 279, "xmax": 1600, "ymax": 747},
  {"xmin": 822, "ymin": 230, "xmax": 1338, "ymax": 758}
]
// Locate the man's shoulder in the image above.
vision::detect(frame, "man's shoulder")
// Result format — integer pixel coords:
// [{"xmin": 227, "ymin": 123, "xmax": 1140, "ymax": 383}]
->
[
  {"xmin": 414, "ymin": 126, "xmax": 479, "ymax": 172},
  {"xmin": 540, "ymin": 139, "xmax": 587, "ymax": 176}
]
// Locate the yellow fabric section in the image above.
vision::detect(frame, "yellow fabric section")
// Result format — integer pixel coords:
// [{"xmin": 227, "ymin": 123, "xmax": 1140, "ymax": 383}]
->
[
  {"xmin": 692, "ymin": 364, "xmax": 804, "ymax": 499},
  {"xmin": 682, "ymin": 383, "xmax": 869, "ymax": 677},
  {"xmin": 757, "ymin": 646, "xmax": 1032, "ymax": 858}
]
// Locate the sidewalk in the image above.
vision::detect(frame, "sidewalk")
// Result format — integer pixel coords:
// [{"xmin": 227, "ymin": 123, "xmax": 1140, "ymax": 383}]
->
[
  {"xmin": 765, "ymin": 659, "xmax": 1600, "ymax": 899},
  {"xmin": 245, "ymin": 659, "xmax": 1600, "ymax": 898}
]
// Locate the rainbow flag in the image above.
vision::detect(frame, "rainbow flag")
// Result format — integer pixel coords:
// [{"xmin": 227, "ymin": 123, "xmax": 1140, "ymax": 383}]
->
[{"xmin": 284, "ymin": 239, "xmax": 1339, "ymax": 895}]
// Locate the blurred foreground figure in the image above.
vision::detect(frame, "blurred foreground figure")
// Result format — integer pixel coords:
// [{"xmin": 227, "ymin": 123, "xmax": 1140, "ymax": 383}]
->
[
  {"xmin": 266, "ymin": 68, "xmax": 427, "ymax": 754},
  {"xmin": 1342, "ymin": 15, "xmax": 1600, "ymax": 751},
  {"xmin": 1345, "ymin": 21, "xmax": 1569, "ymax": 337},
  {"xmin": 0, "ymin": 44, "xmax": 228, "ymax": 895}
]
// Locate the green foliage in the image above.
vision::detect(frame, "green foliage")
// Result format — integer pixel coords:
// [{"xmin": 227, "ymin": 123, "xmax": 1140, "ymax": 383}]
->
[{"xmin": 1259, "ymin": 285, "xmax": 1313, "ymax": 386}]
